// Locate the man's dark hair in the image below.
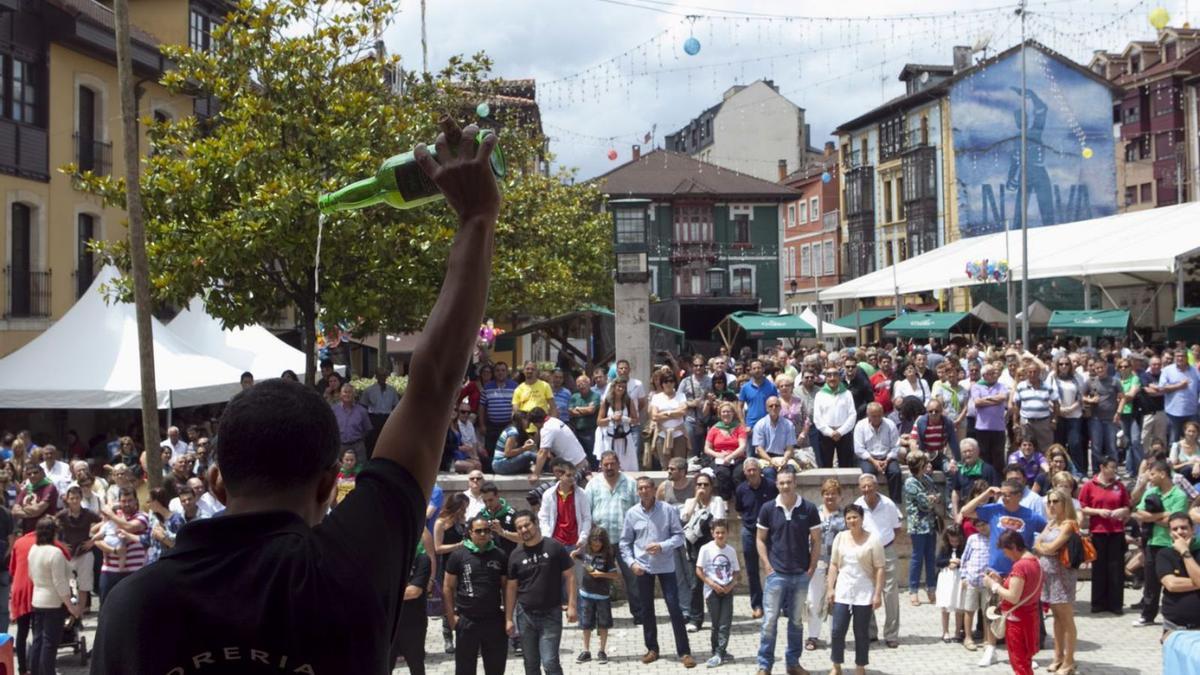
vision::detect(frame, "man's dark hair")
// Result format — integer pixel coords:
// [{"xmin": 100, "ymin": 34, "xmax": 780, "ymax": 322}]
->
[
  {"xmin": 997, "ymin": 529, "xmax": 1027, "ymax": 552},
  {"xmin": 1003, "ymin": 463, "xmax": 1025, "ymax": 478},
  {"xmin": 528, "ymin": 408, "xmax": 547, "ymax": 425},
  {"xmin": 468, "ymin": 514, "xmax": 491, "ymax": 531},
  {"xmin": 512, "ymin": 509, "xmax": 536, "ymax": 527},
  {"xmin": 1168, "ymin": 511, "xmax": 1193, "ymax": 527},
  {"xmin": 240, "ymin": 371, "xmax": 254, "ymax": 381},
  {"xmin": 319, "ymin": 358, "xmax": 334, "ymax": 369},
  {"xmin": 1002, "ymin": 477, "xmax": 1026, "ymax": 494},
  {"xmin": 216, "ymin": 379, "xmax": 339, "ymax": 496},
  {"xmin": 65, "ymin": 485, "xmax": 82, "ymax": 498},
  {"xmin": 1149, "ymin": 459, "xmax": 1173, "ymax": 476},
  {"xmin": 34, "ymin": 517, "xmax": 56, "ymax": 545},
  {"xmin": 617, "ymin": 359, "xmax": 630, "ymax": 368},
  {"xmin": 552, "ymin": 458, "xmax": 575, "ymax": 475},
  {"xmin": 480, "ymin": 481, "xmax": 499, "ymax": 496},
  {"xmin": 149, "ymin": 487, "xmax": 171, "ymax": 508}
]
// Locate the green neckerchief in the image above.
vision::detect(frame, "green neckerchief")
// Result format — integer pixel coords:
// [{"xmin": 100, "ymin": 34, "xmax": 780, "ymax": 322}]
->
[
  {"xmin": 714, "ymin": 420, "xmax": 739, "ymax": 432},
  {"xmin": 463, "ymin": 538, "xmax": 496, "ymax": 553},
  {"xmin": 821, "ymin": 381, "xmax": 848, "ymax": 395},
  {"xmin": 26, "ymin": 477, "xmax": 50, "ymax": 492},
  {"xmin": 935, "ymin": 380, "xmax": 960, "ymax": 410},
  {"xmin": 960, "ymin": 460, "xmax": 984, "ymax": 478},
  {"xmin": 416, "ymin": 541, "xmax": 426, "ymax": 556},
  {"xmin": 480, "ymin": 497, "xmax": 512, "ymax": 520}
]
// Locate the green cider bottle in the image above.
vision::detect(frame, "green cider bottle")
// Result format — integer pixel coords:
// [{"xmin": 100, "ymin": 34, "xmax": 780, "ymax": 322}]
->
[{"xmin": 317, "ymin": 129, "xmax": 505, "ymax": 214}]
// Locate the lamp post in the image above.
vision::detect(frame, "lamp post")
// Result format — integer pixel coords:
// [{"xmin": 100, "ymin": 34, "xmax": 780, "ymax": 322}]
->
[{"xmin": 611, "ymin": 198, "xmax": 653, "ymax": 388}]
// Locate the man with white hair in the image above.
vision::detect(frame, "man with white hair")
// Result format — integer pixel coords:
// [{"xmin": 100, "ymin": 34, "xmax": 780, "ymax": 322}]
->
[
  {"xmin": 854, "ymin": 472, "xmax": 902, "ymax": 648},
  {"xmin": 159, "ymin": 426, "xmax": 189, "ymax": 463},
  {"xmin": 853, "ymin": 402, "xmax": 902, "ymax": 502}
]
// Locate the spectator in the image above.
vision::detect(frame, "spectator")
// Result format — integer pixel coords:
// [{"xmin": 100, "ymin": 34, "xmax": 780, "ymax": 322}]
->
[
  {"xmin": 825, "ymin": 503, "xmax": 885, "ymax": 675},
  {"xmin": 1031, "ymin": 487, "xmax": 1080, "ymax": 674},
  {"xmin": 433, "ymin": 493, "xmax": 469, "ymax": 654},
  {"xmin": 483, "ymin": 362, "xmax": 519, "ymax": 453},
  {"xmin": 1079, "ymin": 456, "xmax": 1131, "ymax": 614},
  {"xmin": 695, "ymin": 519, "xmax": 740, "ymax": 668},
  {"xmin": 949, "ymin": 438, "xmax": 1000, "ymax": 516},
  {"xmin": 854, "ymin": 402, "xmax": 902, "ymax": 503},
  {"xmin": 707, "ymin": 402, "xmax": 750, "ymax": 498},
  {"xmin": 734, "ymin": 458, "xmax": 777, "ymax": 621},
  {"xmin": 1157, "ymin": 512, "xmax": 1200, "ymax": 639},
  {"xmin": 1013, "ymin": 363, "xmax": 1058, "ymax": 454},
  {"xmin": 506, "ymin": 510, "xmax": 577, "ymax": 675},
  {"xmin": 650, "ymin": 371, "xmax": 689, "ymax": 471},
  {"xmin": 576, "ymin": 526, "xmax": 619, "ymax": 665},
  {"xmin": 1132, "ymin": 460, "xmax": 1189, "ymax": 627},
  {"xmin": 28, "ymin": 517, "xmax": 82, "ymax": 675},
  {"xmin": 751, "ymin": 397, "xmax": 798, "ymax": 484},
  {"xmin": 361, "ymin": 366, "xmax": 400, "ymax": 457},
  {"xmin": 680, "ymin": 469, "xmax": 726, "ymax": 634},
  {"xmin": 492, "ymin": 411, "xmax": 538, "ymax": 476},
  {"xmin": 1083, "ymin": 358, "xmax": 1122, "ymax": 470},
  {"xmin": 680, "ymin": 356, "xmax": 713, "ymax": 458},
  {"xmin": 814, "ymin": 366, "xmax": 857, "ymax": 469},
  {"xmin": 444, "ymin": 514, "xmax": 509, "ymax": 675},
  {"xmin": 585, "ymin": 450, "xmax": 641, "ymax": 623},
  {"xmin": 144, "ymin": 487, "xmax": 185, "ymax": 565},
  {"xmin": 984, "ymin": 530, "xmax": 1044, "ymax": 675},
  {"xmin": 537, "ymin": 458, "xmax": 592, "ymax": 557},
  {"xmin": 95, "ymin": 487, "xmax": 150, "ymax": 602},
  {"xmin": 903, "ymin": 451, "xmax": 941, "ymax": 606},
  {"xmin": 568, "ymin": 375, "xmax": 601, "ymax": 464},
  {"xmin": 597, "ymin": 377, "xmax": 639, "ymax": 472},
  {"xmin": 54, "ymin": 486, "xmax": 100, "ymax": 613},
  {"xmin": 740, "ymin": 359, "xmax": 780, "ymax": 431},
  {"xmin": 13, "ymin": 464, "xmax": 58, "ymax": 533},
  {"xmin": 970, "ymin": 364, "xmax": 1010, "ymax": 474},
  {"xmin": 854, "ymin": 473, "xmax": 902, "ymax": 648},
  {"xmin": 332, "ymin": 383, "xmax": 372, "ymax": 465},
  {"xmin": 957, "ymin": 517, "xmax": 992, "ymax": 653},
  {"xmin": 807, "ymin": 477, "xmax": 847, "ymax": 652},
  {"xmin": 513, "ymin": 361, "xmax": 556, "ymax": 418},
  {"xmin": 528, "ymin": 408, "xmax": 590, "ymax": 483},
  {"xmin": 392, "ymin": 544, "xmax": 432, "ymax": 674},
  {"xmin": 1159, "ymin": 349, "xmax": 1200, "ymax": 444}
]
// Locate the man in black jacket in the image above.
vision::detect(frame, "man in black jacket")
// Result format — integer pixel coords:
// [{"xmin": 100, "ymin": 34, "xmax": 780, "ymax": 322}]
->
[{"xmin": 843, "ymin": 352, "xmax": 874, "ymax": 421}]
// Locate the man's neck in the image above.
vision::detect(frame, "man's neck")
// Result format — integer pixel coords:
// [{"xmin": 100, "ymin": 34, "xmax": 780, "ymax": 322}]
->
[
  {"xmin": 640, "ymin": 499, "xmax": 656, "ymax": 512},
  {"xmin": 747, "ymin": 476, "xmax": 761, "ymax": 489},
  {"xmin": 864, "ymin": 494, "xmax": 880, "ymax": 509},
  {"xmin": 523, "ymin": 534, "xmax": 544, "ymax": 548},
  {"xmin": 778, "ymin": 492, "xmax": 798, "ymax": 508},
  {"xmin": 604, "ymin": 473, "xmax": 620, "ymax": 487},
  {"xmin": 753, "ymin": 375, "xmax": 765, "ymax": 385},
  {"xmin": 672, "ymin": 477, "xmax": 688, "ymax": 489},
  {"xmin": 67, "ymin": 505, "xmax": 82, "ymax": 517},
  {"xmin": 768, "ymin": 415, "xmax": 780, "ymax": 425}
]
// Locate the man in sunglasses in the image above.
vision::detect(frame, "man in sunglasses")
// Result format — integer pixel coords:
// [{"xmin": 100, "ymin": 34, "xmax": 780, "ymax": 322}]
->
[{"xmin": 445, "ymin": 515, "xmax": 509, "ymax": 674}]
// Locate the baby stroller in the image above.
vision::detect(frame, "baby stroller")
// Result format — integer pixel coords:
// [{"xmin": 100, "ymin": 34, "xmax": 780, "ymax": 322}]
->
[{"xmin": 57, "ymin": 577, "xmax": 89, "ymax": 666}]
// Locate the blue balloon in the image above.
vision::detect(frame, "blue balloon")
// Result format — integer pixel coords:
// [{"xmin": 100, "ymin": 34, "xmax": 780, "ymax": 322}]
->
[
  {"xmin": 821, "ymin": 171, "xmax": 832, "ymax": 184},
  {"xmin": 684, "ymin": 36, "xmax": 701, "ymax": 55}
]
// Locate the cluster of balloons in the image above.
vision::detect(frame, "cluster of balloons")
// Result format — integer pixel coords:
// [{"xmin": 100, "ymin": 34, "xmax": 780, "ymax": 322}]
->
[{"xmin": 965, "ymin": 258, "xmax": 1010, "ymax": 282}]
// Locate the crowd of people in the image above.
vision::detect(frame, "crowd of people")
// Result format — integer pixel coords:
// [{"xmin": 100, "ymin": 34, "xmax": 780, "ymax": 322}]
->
[
  {"xmin": 381, "ymin": 336, "xmax": 1200, "ymax": 674},
  {"xmin": 5, "ymin": 336, "xmax": 1200, "ymax": 674}
]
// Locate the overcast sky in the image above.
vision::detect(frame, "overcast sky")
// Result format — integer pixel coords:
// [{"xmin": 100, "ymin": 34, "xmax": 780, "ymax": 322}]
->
[{"xmin": 380, "ymin": 0, "xmax": 1173, "ymax": 180}]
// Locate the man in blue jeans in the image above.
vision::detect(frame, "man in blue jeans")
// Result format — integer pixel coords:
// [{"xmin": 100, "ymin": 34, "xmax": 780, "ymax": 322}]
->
[
  {"xmin": 734, "ymin": 458, "xmax": 777, "ymax": 619},
  {"xmin": 755, "ymin": 468, "xmax": 821, "ymax": 675},
  {"xmin": 620, "ymin": 475, "xmax": 697, "ymax": 668},
  {"xmin": 505, "ymin": 510, "xmax": 576, "ymax": 675}
]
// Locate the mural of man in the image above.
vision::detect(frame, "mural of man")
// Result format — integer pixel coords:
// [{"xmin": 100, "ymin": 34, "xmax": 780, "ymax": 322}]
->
[{"xmin": 1007, "ymin": 87, "xmax": 1056, "ymax": 229}]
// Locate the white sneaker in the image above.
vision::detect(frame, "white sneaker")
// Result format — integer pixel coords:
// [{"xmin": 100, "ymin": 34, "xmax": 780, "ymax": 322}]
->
[
  {"xmin": 1031, "ymin": 661, "xmax": 1040, "ymax": 670},
  {"xmin": 977, "ymin": 645, "xmax": 996, "ymax": 667}
]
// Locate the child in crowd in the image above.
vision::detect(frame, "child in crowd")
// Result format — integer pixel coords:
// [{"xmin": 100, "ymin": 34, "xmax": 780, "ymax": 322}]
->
[
  {"xmin": 577, "ymin": 526, "xmax": 618, "ymax": 665},
  {"xmin": 98, "ymin": 512, "xmax": 127, "ymax": 569},
  {"xmin": 695, "ymin": 520, "xmax": 740, "ymax": 668},
  {"xmin": 936, "ymin": 523, "xmax": 966, "ymax": 643},
  {"xmin": 958, "ymin": 518, "xmax": 991, "ymax": 653},
  {"xmin": 334, "ymin": 450, "xmax": 359, "ymax": 505}
]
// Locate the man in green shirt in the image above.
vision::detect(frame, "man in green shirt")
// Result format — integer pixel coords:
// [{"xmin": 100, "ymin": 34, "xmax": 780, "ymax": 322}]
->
[
  {"xmin": 1133, "ymin": 460, "xmax": 1190, "ymax": 627},
  {"xmin": 569, "ymin": 374, "xmax": 602, "ymax": 466}
]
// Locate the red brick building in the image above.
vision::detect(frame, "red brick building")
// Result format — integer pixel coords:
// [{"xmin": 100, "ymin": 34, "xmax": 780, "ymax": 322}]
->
[{"xmin": 780, "ymin": 143, "xmax": 841, "ymax": 320}]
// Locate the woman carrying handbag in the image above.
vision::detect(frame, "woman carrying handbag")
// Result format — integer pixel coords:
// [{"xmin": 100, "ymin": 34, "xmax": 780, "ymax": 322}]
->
[{"xmin": 984, "ymin": 530, "xmax": 1045, "ymax": 675}]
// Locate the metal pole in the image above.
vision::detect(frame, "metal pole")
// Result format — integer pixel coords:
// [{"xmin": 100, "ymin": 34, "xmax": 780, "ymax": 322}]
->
[
  {"xmin": 1178, "ymin": 261, "xmax": 1186, "ymax": 308},
  {"xmin": 814, "ymin": 264, "xmax": 823, "ymax": 344},
  {"xmin": 420, "ymin": 0, "xmax": 428, "ymax": 74},
  {"xmin": 891, "ymin": 236, "xmax": 901, "ymax": 317},
  {"xmin": 1019, "ymin": 2, "xmax": 1030, "ymax": 346}
]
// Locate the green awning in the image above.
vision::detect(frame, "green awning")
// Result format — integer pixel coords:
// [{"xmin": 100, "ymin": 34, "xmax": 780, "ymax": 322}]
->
[
  {"xmin": 833, "ymin": 308, "xmax": 897, "ymax": 329},
  {"xmin": 1047, "ymin": 310, "xmax": 1130, "ymax": 337},
  {"xmin": 715, "ymin": 311, "xmax": 814, "ymax": 345},
  {"xmin": 1173, "ymin": 307, "xmax": 1200, "ymax": 326},
  {"xmin": 580, "ymin": 304, "xmax": 685, "ymax": 337},
  {"xmin": 883, "ymin": 312, "xmax": 977, "ymax": 338}
]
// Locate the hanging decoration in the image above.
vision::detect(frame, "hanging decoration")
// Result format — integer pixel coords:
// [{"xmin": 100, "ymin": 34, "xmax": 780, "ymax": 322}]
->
[
  {"xmin": 475, "ymin": 102, "xmax": 490, "ymax": 118},
  {"xmin": 821, "ymin": 171, "xmax": 832, "ymax": 183},
  {"xmin": 607, "ymin": 148, "xmax": 619, "ymax": 161},
  {"xmin": 1081, "ymin": 147, "xmax": 1094, "ymax": 159},
  {"xmin": 684, "ymin": 15, "xmax": 701, "ymax": 55},
  {"xmin": 965, "ymin": 259, "xmax": 1009, "ymax": 283},
  {"xmin": 1149, "ymin": 7, "xmax": 1170, "ymax": 30}
]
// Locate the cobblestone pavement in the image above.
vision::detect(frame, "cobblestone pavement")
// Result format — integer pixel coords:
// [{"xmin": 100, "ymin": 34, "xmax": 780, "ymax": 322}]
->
[{"xmin": 56, "ymin": 580, "xmax": 1163, "ymax": 674}]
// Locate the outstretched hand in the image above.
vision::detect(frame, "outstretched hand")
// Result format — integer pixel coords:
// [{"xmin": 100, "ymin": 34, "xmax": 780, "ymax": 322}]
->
[{"xmin": 414, "ymin": 117, "xmax": 501, "ymax": 224}]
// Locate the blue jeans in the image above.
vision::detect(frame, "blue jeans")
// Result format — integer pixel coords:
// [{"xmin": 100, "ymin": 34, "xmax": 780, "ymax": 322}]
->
[
  {"xmin": 635, "ymin": 571, "xmax": 691, "ymax": 657},
  {"xmin": 492, "ymin": 451, "xmax": 536, "ymax": 475},
  {"xmin": 908, "ymin": 532, "xmax": 937, "ymax": 592},
  {"xmin": 741, "ymin": 527, "xmax": 764, "ymax": 611},
  {"xmin": 1055, "ymin": 417, "xmax": 1085, "ymax": 476},
  {"xmin": 99, "ymin": 570, "xmax": 135, "ymax": 605},
  {"xmin": 1120, "ymin": 413, "xmax": 1143, "ymax": 475},
  {"xmin": 516, "ymin": 607, "xmax": 563, "ymax": 675},
  {"xmin": 1088, "ymin": 417, "xmax": 1118, "ymax": 471},
  {"xmin": 30, "ymin": 606, "xmax": 65, "ymax": 675},
  {"xmin": 758, "ymin": 571, "xmax": 809, "ymax": 671}
]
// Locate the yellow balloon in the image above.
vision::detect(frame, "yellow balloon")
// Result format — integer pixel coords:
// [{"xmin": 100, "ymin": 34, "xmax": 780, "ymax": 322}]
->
[
  {"xmin": 1150, "ymin": 7, "xmax": 1170, "ymax": 30},
  {"xmin": 1082, "ymin": 147, "xmax": 1094, "ymax": 159}
]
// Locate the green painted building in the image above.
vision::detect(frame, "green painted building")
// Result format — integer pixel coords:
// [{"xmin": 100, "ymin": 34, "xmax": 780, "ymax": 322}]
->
[{"xmin": 596, "ymin": 149, "xmax": 798, "ymax": 347}]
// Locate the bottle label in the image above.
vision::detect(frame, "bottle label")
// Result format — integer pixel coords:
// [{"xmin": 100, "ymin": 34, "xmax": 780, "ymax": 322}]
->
[{"xmin": 393, "ymin": 161, "xmax": 440, "ymax": 203}]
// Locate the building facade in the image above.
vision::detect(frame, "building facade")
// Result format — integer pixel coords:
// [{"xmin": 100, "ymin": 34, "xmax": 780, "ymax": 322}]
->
[
  {"xmin": 833, "ymin": 41, "xmax": 1119, "ymax": 313},
  {"xmin": 665, "ymin": 80, "xmax": 823, "ymax": 183},
  {"xmin": 598, "ymin": 148, "xmax": 797, "ymax": 349},
  {"xmin": 1090, "ymin": 27, "xmax": 1200, "ymax": 212},
  {"xmin": 780, "ymin": 143, "xmax": 840, "ymax": 320},
  {"xmin": 0, "ymin": 0, "xmax": 212, "ymax": 357}
]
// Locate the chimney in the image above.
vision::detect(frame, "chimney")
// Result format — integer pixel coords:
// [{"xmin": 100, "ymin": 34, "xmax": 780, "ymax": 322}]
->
[
  {"xmin": 632, "ymin": 144, "xmax": 641, "ymax": 161},
  {"xmin": 953, "ymin": 45, "xmax": 973, "ymax": 73},
  {"xmin": 778, "ymin": 159, "xmax": 788, "ymax": 182},
  {"xmin": 824, "ymin": 141, "xmax": 835, "ymax": 158}
]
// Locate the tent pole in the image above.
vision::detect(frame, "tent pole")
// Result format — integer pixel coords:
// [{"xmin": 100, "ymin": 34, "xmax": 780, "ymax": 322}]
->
[
  {"xmin": 167, "ymin": 390, "xmax": 173, "ymax": 428},
  {"xmin": 1083, "ymin": 276, "xmax": 1091, "ymax": 311},
  {"xmin": 1178, "ymin": 258, "xmax": 1185, "ymax": 309}
]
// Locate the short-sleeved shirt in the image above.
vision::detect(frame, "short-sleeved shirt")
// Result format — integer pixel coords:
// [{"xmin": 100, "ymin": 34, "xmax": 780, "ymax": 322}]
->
[
  {"xmin": 445, "ymin": 545, "xmax": 507, "ymax": 619},
  {"xmin": 55, "ymin": 508, "xmax": 101, "ymax": 555},
  {"xmin": 92, "ymin": 458, "xmax": 426, "ymax": 675},
  {"xmin": 976, "ymin": 503, "xmax": 1046, "ymax": 575},
  {"xmin": 1088, "ymin": 375, "xmax": 1122, "ymax": 419},
  {"xmin": 579, "ymin": 550, "xmax": 616, "ymax": 599},
  {"xmin": 740, "ymin": 378, "xmax": 780, "ymax": 430},
  {"xmin": 756, "ymin": 496, "xmax": 821, "ymax": 574},
  {"xmin": 513, "ymin": 379, "xmax": 554, "ymax": 414},
  {"xmin": 970, "ymin": 381, "xmax": 1009, "ymax": 431},
  {"xmin": 707, "ymin": 424, "xmax": 749, "ymax": 456},
  {"xmin": 399, "ymin": 552, "xmax": 431, "ymax": 628},
  {"xmin": 483, "ymin": 379, "xmax": 519, "ymax": 425},
  {"xmin": 569, "ymin": 390, "xmax": 601, "ymax": 437},
  {"xmin": 734, "ymin": 478, "xmax": 778, "ymax": 529},
  {"xmin": 854, "ymin": 494, "xmax": 902, "ymax": 547},
  {"xmin": 1000, "ymin": 555, "xmax": 1043, "ymax": 622},
  {"xmin": 1014, "ymin": 380, "xmax": 1057, "ymax": 420},
  {"xmin": 696, "ymin": 541, "xmax": 740, "ymax": 599},
  {"xmin": 751, "ymin": 416, "xmax": 796, "ymax": 456},
  {"xmin": 553, "ymin": 387, "xmax": 572, "ymax": 424},
  {"xmin": 1160, "ymin": 364, "xmax": 1200, "ymax": 417},
  {"xmin": 1138, "ymin": 485, "xmax": 1189, "ymax": 547},
  {"xmin": 508, "ymin": 538, "xmax": 574, "ymax": 611},
  {"xmin": 538, "ymin": 417, "xmax": 587, "ymax": 466},
  {"xmin": 1157, "ymin": 543, "xmax": 1200, "ymax": 629}
]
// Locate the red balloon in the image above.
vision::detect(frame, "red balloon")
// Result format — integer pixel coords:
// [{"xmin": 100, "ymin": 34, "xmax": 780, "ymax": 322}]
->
[{"xmin": 607, "ymin": 149, "xmax": 618, "ymax": 161}]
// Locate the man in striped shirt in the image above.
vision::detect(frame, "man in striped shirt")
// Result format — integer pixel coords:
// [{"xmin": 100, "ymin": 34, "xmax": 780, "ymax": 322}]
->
[
  {"xmin": 1013, "ymin": 363, "xmax": 1058, "ymax": 453},
  {"xmin": 94, "ymin": 487, "xmax": 150, "ymax": 604},
  {"xmin": 483, "ymin": 361, "xmax": 519, "ymax": 454}
]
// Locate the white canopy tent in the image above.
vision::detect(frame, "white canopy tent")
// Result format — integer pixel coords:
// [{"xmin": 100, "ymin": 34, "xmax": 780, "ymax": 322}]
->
[
  {"xmin": 0, "ymin": 267, "xmax": 245, "ymax": 409},
  {"xmin": 799, "ymin": 308, "xmax": 856, "ymax": 338},
  {"xmin": 821, "ymin": 203, "xmax": 1200, "ymax": 301},
  {"xmin": 168, "ymin": 297, "xmax": 312, "ymax": 381}
]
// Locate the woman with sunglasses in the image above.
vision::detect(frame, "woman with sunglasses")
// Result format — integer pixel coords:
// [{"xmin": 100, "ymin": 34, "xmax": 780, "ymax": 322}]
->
[
  {"xmin": 1049, "ymin": 358, "xmax": 1087, "ymax": 473},
  {"xmin": 1115, "ymin": 359, "xmax": 1144, "ymax": 476},
  {"xmin": 1031, "ymin": 488, "xmax": 1080, "ymax": 674},
  {"xmin": 679, "ymin": 468, "xmax": 726, "ymax": 634}
]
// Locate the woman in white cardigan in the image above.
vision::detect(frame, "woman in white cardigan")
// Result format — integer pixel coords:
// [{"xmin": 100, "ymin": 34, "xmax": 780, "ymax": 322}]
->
[{"xmin": 28, "ymin": 517, "xmax": 82, "ymax": 675}]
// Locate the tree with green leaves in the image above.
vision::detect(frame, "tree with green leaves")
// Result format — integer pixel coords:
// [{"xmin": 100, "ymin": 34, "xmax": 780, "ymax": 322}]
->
[{"xmin": 71, "ymin": 0, "xmax": 611, "ymax": 385}]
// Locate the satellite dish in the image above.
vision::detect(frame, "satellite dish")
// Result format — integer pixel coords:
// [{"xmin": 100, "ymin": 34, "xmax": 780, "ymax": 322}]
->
[
  {"xmin": 919, "ymin": 71, "xmax": 930, "ymax": 84},
  {"xmin": 972, "ymin": 33, "xmax": 993, "ymax": 53}
]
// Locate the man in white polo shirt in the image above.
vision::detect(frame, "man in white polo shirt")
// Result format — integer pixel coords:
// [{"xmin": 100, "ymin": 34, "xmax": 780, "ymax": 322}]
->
[
  {"xmin": 1013, "ymin": 363, "xmax": 1058, "ymax": 452},
  {"xmin": 528, "ymin": 407, "xmax": 589, "ymax": 483},
  {"xmin": 854, "ymin": 473, "xmax": 902, "ymax": 648}
]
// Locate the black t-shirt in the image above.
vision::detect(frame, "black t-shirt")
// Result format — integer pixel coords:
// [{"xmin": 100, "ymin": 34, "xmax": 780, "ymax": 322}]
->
[
  {"xmin": 579, "ymin": 550, "xmax": 615, "ymax": 597},
  {"xmin": 445, "ymin": 546, "xmax": 507, "ymax": 619},
  {"xmin": 399, "ymin": 552, "xmax": 431, "ymax": 629},
  {"xmin": 91, "ymin": 458, "xmax": 426, "ymax": 675},
  {"xmin": 507, "ymin": 538, "xmax": 573, "ymax": 611},
  {"xmin": 1157, "ymin": 546, "xmax": 1200, "ymax": 629}
]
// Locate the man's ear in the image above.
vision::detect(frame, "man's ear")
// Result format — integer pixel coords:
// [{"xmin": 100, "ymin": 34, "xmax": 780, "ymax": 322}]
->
[
  {"xmin": 316, "ymin": 466, "xmax": 338, "ymax": 510},
  {"xmin": 208, "ymin": 464, "xmax": 227, "ymax": 506}
]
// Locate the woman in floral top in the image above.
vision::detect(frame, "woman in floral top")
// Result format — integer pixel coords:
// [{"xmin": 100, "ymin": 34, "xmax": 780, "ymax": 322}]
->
[{"xmin": 903, "ymin": 451, "xmax": 941, "ymax": 606}]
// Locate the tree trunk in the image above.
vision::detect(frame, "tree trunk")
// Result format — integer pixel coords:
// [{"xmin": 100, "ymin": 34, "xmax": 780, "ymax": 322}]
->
[
  {"xmin": 301, "ymin": 302, "xmax": 316, "ymax": 387},
  {"xmin": 114, "ymin": 0, "xmax": 162, "ymax": 488}
]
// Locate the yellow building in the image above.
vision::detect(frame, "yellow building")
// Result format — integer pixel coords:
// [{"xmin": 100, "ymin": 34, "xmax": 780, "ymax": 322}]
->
[{"xmin": 0, "ymin": 0, "xmax": 225, "ymax": 357}]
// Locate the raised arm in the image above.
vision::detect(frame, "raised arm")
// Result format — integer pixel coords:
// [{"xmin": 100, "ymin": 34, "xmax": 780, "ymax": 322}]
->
[{"xmin": 372, "ymin": 120, "xmax": 501, "ymax": 500}]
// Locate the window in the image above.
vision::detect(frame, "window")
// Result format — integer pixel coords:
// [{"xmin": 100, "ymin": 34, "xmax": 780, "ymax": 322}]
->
[
  {"xmin": 1125, "ymin": 185, "xmax": 1138, "ymax": 206},
  {"xmin": 77, "ymin": 214, "xmax": 96, "ymax": 299},
  {"xmin": 1124, "ymin": 104, "xmax": 1140, "ymax": 124},
  {"xmin": 823, "ymin": 240, "xmax": 835, "ymax": 276},
  {"xmin": 731, "ymin": 268, "xmax": 754, "ymax": 296},
  {"xmin": 614, "ymin": 208, "xmax": 645, "ymax": 245},
  {"xmin": 809, "ymin": 197, "xmax": 819, "ymax": 220},
  {"xmin": 190, "ymin": 9, "xmax": 215, "ymax": 52},
  {"xmin": 798, "ymin": 201, "xmax": 808, "ymax": 224},
  {"xmin": 786, "ymin": 247, "xmax": 795, "ymax": 278},
  {"xmin": 883, "ymin": 180, "xmax": 893, "ymax": 223},
  {"xmin": 705, "ymin": 119, "xmax": 712, "ymax": 140},
  {"xmin": 787, "ymin": 205, "xmax": 795, "ymax": 227},
  {"xmin": 10, "ymin": 58, "xmax": 36, "ymax": 124},
  {"xmin": 800, "ymin": 245, "xmax": 811, "ymax": 277},
  {"xmin": 1141, "ymin": 182, "xmax": 1153, "ymax": 202},
  {"xmin": 9, "ymin": 202, "xmax": 31, "ymax": 316},
  {"xmin": 733, "ymin": 214, "xmax": 750, "ymax": 244},
  {"xmin": 879, "ymin": 115, "xmax": 905, "ymax": 160},
  {"xmin": 674, "ymin": 204, "xmax": 712, "ymax": 242}
]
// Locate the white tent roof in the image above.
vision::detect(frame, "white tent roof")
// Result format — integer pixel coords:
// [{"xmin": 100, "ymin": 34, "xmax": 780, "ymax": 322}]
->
[
  {"xmin": 168, "ymin": 297, "xmax": 309, "ymax": 381},
  {"xmin": 822, "ymin": 203, "xmax": 1200, "ymax": 300},
  {"xmin": 0, "ymin": 267, "xmax": 244, "ymax": 409},
  {"xmin": 799, "ymin": 308, "xmax": 856, "ymax": 337},
  {"xmin": 970, "ymin": 301, "xmax": 1010, "ymax": 326}
]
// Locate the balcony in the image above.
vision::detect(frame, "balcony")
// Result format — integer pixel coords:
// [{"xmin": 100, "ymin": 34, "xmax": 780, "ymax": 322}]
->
[
  {"xmin": 844, "ymin": 165, "xmax": 875, "ymax": 217},
  {"xmin": 4, "ymin": 267, "xmax": 50, "ymax": 319},
  {"xmin": 842, "ymin": 149, "xmax": 867, "ymax": 170},
  {"xmin": 75, "ymin": 134, "xmax": 113, "ymax": 176},
  {"xmin": 0, "ymin": 120, "xmax": 49, "ymax": 181},
  {"xmin": 653, "ymin": 240, "xmax": 778, "ymax": 265},
  {"xmin": 668, "ymin": 241, "xmax": 719, "ymax": 266},
  {"xmin": 903, "ymin": 128, "xmax": 934, "ymax": 151},
  {"xmin": 821, "ymin": 209, "xmax": 840, "ymax": 232}
]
